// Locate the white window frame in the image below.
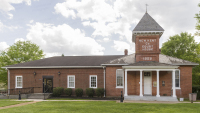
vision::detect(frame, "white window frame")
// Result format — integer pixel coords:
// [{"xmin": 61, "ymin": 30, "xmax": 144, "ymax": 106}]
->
[
  {"xmin": 15, "ymin": 76, "xmax": 23, "ymax": 88},
  {"xmin": 116, "ymin": 69, "xmax": 124, "ymax": 88},
  {"xmin": 67, "ymin": 75, "xmax": 75, "ymax": 88},
  {"xmin": 172, "ymin": 70, "xmax": 181, "ymax": 89},
  {"xmin": 89, "ymin": 75, "xmax": 97, "ymax": 88}
]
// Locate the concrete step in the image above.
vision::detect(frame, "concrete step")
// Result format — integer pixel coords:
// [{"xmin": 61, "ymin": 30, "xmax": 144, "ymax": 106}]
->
[
  {"xmin": 28, "ymin": 93, "xmax": 51, "ymax": 99},
  {"xmin": 124, "ymin": 95, "xmax": 178, "ymax": 101}
]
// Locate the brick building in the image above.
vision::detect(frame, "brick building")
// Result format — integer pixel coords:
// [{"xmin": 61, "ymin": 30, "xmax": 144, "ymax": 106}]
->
[{"xmin": 3, "ymin": 12, "xmax": 198, "ymax": 101}]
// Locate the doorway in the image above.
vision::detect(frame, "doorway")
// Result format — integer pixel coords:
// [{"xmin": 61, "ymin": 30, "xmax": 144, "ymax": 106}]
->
[
  {"xmin": 43, "ymin": 76, "xmax": 53, "ymax": 93},
  {"xmin": 144, "ymin": 72, "xmax": 152, "ymax": 95}
]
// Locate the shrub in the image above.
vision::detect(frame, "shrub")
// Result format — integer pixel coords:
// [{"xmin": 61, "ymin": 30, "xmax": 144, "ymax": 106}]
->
[
  {"xmin": 64, "ymin": 88, "xmax": 72, "ymax": 96},
  {"xmin": 96, "ymin": 88, "xmax": 104, "ymax": 98},
  {"xmin": 75, "ymin": 88, "xmax": 83, "ymax": 97},
  {"xmin": 53, "ymin": 87, "xmax": 64, "ymax": 97},
  {"xmin": 86, "ymin": 88, "xmax": 94, "ymax": 97}
]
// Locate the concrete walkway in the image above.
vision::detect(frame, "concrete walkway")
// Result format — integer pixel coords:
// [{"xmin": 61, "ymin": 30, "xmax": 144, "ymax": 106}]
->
[
  {"xmin": 0, "ymin": 101, "xmax": 39, "ymax": 110},
  {"xmin": 18, "ymin": 99, "xmax": 200, "ymax": 104}
]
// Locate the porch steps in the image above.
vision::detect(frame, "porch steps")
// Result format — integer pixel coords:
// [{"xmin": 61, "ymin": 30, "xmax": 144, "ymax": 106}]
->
[
  {"xmin": 28, "ymin": 93, "xmax": 51, "ymax": 99},
  {"xmin": 124, "ymin": 95, "xmax": 178, "ymax": 101}
]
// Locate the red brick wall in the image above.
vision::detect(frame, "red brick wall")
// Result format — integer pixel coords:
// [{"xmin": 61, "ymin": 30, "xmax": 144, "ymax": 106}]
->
[
  {"xmin": 135, "ymin": 35, "xmax": 160, "ymax": 62},
  {"xmin": 105, "ymin": 66, "xmax": 123, "ymax": 97},
  {"xmin": 9, "ymin": 68, "xmax": 104, "ymax": 95},
  {"xmin": 178, "ymin": 66, "xmax": 193, "ymax": 98}
]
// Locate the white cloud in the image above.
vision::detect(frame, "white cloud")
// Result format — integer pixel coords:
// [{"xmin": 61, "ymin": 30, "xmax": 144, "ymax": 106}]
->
[
  {"xmin": 0, "ymin": 0, "xmax": 32, "ymax": 19},
  {"xmin": 55, "ymin": 0, "xmax": 199, "ymax": 49},
  {"xmin": 26, "ymin": 22, "xmax": 105, "ymax": 57},
  {"xmin": 0, "ymin": 42, "xmax": 9, "ymax": 51},
  {"xmin": 30, "ymin": 20, "xmax": 34, "ymax": 23},
  {"xmin": 103, "ymin": 38, "xmax": 110, "ymax": 42},
  {"xmin": 15, "ymin": 38, "xmax": 25, "ymax": 43},
  {"xmin": 113, "ymin": 40, "xmax": 134, "ymax": 53}
]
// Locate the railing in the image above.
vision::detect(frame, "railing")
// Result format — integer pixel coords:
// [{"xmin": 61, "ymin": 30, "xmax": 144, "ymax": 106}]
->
[{"xmin": 0, "ymin": 89, "xmax": 8, "ymax": 95}]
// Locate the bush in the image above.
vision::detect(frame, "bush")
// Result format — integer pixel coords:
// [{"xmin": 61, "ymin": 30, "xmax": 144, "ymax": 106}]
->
[
  {"xmin": 96, "ymin": 88, "xmax": 104, "ymax": 98},
  {"xmin": 75, "ymin": 88, "xmax": 83, "ymax": 97},
  {"xmin": 86, "ymin": 88, "xmax": 94, "ymax": 97},
  {"xmin": 53, "ymin": 87, "xmax": 64, "ymax": 97},
  {"xmin": 64, "ymin": 88, "xmax": 72, "ymax": 96}
]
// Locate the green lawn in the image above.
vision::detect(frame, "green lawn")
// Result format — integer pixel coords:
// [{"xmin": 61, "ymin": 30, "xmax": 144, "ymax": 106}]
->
[
  {"xmin": 47, "ymin": 98, "xmax": 91, "ymax": 100},
  {"xmin": 0, "ymin": 101, "xmax": 199, "ymax": 113},
  {"xmin": 0, "ymin": 99, "xmax": 29, "ymax": 107}
]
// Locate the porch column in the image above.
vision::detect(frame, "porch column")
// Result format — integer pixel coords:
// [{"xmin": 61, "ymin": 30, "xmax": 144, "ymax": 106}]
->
[
  {"xmin": 140, "ymin": 70, "xmax": 143, "ymax": 97},
  {"xmin": 124, "ymin": 69, "xmax": 128, "ymax": 96},
  {"xmin": 156, "ymin": 70, "xmax": 160, "ymax": 97},
  {"xmin": 172, "ymin": 70, "xmax": 176, "ymax": 97}
]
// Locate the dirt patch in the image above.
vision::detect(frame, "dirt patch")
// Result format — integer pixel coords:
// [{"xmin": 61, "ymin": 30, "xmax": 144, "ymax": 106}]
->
[{"xmin": 0, "ymin": 101, "xmax": 39, "ymax": 110}]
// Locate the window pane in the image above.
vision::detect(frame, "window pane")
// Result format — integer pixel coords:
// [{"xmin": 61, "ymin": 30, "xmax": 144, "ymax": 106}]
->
[
  {"xmin": 68, "ymin": 76, "xmax": 75, "ymax": 88},
  {"xmin": 90, "ymin": 76, "xmax": 96, "ymax": 87},
  {"xmin": 16, "ymin": 77, "xmax": 22, "ymax": 88},
  {"xmin": 116, "ymin": 70, "xmax": 123, "ymax": 87},
  {"xmin": 175, "ymin": 70, "xmax": 179, "ymax": 88}
]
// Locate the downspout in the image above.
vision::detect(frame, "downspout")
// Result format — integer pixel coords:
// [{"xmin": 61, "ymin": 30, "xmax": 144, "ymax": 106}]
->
[
  {"xmin": 103, "ymin": 66, "xmax": 106, "ymax": 97},
  {"xmin": 7, "ymin": 68, "xmax": 10, "ymax": 95}
]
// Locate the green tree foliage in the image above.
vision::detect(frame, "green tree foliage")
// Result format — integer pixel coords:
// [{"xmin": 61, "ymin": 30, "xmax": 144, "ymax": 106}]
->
[
  {"xmin": 161, "ymin": 32, "xmax": 200, "ymax": 85},
  {"xmin": 195, "ymin": 3, "xmax": 200, "ymax": 36},
  {"xmin": 0, "ymin": 41, "xmax": 45, "ymax": 84}
]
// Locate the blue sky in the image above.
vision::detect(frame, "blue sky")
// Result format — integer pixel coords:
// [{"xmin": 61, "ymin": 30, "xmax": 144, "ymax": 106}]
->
[{"xmin": 0, "ymin": 0, "xmax": 199, "ymax": 57}]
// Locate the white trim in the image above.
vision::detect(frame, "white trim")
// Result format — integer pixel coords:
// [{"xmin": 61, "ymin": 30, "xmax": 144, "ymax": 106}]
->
[
  {"xmin": 101, "ymin": 64, "xmax": 128, "ymax": 66},
  {"xmin": 67, "ymin": 75, "xmax": 75, "ymax": 88},
  {"xmin": 15, "ymin": 76, "xmax": 23, "ymax": 88},
  {"xmin": 172, "ymin": 63, "xmax": 199, "ymax": 66},
  {"xmin": 123, "ymin": 66, "xmax": 179, "ymax": 69},
  {"xmin": 116, "ymin": 69, "xmax": 124, "ymax": 88},
  {"xmin": 140, "ymin": 70, "xmax": 143, "ymax": 97},
  {"xmin": 172, "ymin": 69, "xmax": 180, "ymax": 89},
  {"xmin": 124, "ymin": 70, "xmax": 128, "ymax": 96},
  {"xmin": 89, "ymin": 75, "xmax": 97, "ymax": 88},
  {"xmin": 172, "ymin": 70, "xmax": 176, "ymax": 97},
  {"xmin": 2, "ymin": 66, "xmax": 105, "ymax": 69}
]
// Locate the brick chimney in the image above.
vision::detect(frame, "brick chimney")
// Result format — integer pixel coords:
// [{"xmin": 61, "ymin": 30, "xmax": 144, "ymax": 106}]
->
[{"xmin": 124, "ymin": 49, "xmax": 128, "ymax": 55}]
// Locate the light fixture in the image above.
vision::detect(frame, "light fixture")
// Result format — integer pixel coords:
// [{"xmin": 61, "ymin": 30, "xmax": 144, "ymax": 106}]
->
[
  {"xmin": 58, "ymin": 71, "xmax": 61, "ymax": 76},
  {"xmin": 33, "ymin": 71, "xmax": 36, "ymax": 76}
]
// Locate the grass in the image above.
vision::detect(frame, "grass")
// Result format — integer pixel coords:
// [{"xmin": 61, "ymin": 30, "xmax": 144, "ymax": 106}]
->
[
  {"xmin": 0, "ymin": 101, "xmax": 199, "ymax": 113},
  {"xmin": 0, "ymin": 99, "xmax": 29, "ymax": 107},
  {"xmin": 180, "ymin": 98, "xmax": 200, "ymax": 102}
]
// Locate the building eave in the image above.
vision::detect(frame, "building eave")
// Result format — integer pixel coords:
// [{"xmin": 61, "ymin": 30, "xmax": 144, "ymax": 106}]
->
[
  {"xmin": 101, "ymin": 64, "xmax": 129, "ymax": 66},
  {"xmin": 2, "ymin": 66, "xmax": 105, "ymax": 69},
  {"xmin": 122, "ymin": 66, "xmax": 179, "ymax": 69}
]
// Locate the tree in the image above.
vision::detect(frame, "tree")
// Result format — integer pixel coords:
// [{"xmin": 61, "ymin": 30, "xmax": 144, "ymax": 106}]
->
[
  {"xmin": 195, "ymin": 3, "xmax": 200, "ymax": 36},
  {"xmin": 0, "ymin": 41, "xmax": 45, "ymax": 84},
  {"xmin": 161, "ymin": 32, "xmax": 200, "ymax": 85}
]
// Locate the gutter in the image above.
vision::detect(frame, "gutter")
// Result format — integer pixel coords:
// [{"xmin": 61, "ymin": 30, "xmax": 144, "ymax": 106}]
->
[
  {"xmin": 122, "ymin": 66, "xmax": 179, "ymax": 69},
  {"xmin": 101, "ymin": 64, "xmax": 128, "ymax": 66},
  {"xmin": 103, "ymin": 67, "xmax": 105, "ymax": 97},
  {"xmin": 2, "ymin": 66, "xmax": 105, "ymax": 69}
]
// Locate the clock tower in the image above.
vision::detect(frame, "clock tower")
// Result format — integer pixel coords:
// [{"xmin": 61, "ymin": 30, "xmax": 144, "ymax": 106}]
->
[{"xmin": 132, "ymin": 12, "xmax": 164, "ymax": 62}]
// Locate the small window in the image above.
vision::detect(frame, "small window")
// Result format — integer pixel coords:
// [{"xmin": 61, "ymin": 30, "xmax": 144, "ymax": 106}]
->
[
  {"xmin": 68, "ymin": 75, "xmax": 75, "ymax": 88},
  {"xmin": 90, "ymin": 75, "xmax": 97, "ymax": 88},
  {"xmin": 172, "ymin": 70, "xmax": 180, "ymax": 89},
  {"xmin": 116, "ymin": 69, "xmax": 124, "ymax": 88},
  {"xmin": 15, "ymin": 76, "xmax": 22, "ymax": 88},
  {"xmin": 175, "ymin": 70, "xmax": 180, "ymax": 88}
]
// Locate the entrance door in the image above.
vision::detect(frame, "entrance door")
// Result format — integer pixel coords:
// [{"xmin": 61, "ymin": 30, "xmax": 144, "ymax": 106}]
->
[
  {"xmin": 43, "ymin": 77, "xmax": 53, "ymax": 93},
  {"xmin": 144, "ymin": 72, "xmax": 152, "ymax": 95}
]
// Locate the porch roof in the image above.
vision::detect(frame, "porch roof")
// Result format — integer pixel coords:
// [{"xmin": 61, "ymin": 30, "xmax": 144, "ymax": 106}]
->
[{"xmin": 103, "ymin": 54, "xmax": 198, "ymax": 66}]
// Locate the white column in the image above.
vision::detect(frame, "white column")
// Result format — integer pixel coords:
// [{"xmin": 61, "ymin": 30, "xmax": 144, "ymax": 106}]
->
[
  {"xmin": 156, "ymin": 70, "xmax": 160, "ymax": 97},
  {"xmin": 124, "ymin": 69, "xmax": 128, "ymax": 96},
  {"xmin": 172, "ymin": 70, "xmax": 176, "ymax": 97},
  {"xmin": 140, "ymin": 70, "xmax": 143, "ymax": 97}
]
